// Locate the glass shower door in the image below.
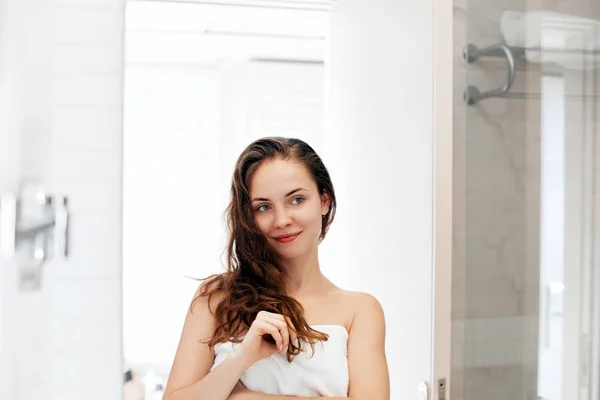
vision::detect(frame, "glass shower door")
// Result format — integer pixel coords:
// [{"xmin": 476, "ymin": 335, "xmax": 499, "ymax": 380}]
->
[{"xmin": 452, "ymin": 1, "xmax": 600, "ymax": 400}]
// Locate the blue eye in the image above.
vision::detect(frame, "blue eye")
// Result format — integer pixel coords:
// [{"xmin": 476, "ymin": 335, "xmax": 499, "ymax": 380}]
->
[
  {"xmin": 257, "ymin": 204, "xmax": 271, "ymax": 212},
  {"xmin": 291, "ymin": 197, "xmax": 304, "ymax": 205}
]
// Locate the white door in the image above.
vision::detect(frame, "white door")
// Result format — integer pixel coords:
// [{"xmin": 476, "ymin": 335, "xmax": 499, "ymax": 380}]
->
[
  {"xmin": 0, "ymin": 0, "xmax": 124, "ymax": 398},
  {"xmin": 327, "ymin": 0, "xmax": 450, "ymax": 399}
]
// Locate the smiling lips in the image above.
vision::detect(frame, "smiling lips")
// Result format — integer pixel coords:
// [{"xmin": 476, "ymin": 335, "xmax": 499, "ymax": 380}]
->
[{"xmin": 274, "ymin": 232, "xmax": 301, "ymax": 243}]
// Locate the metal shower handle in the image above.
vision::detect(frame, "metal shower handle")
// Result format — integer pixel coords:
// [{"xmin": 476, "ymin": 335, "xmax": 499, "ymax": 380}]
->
[{"xmin": 463, "ymin": 43, "xmax": 516, "ymax": 105}]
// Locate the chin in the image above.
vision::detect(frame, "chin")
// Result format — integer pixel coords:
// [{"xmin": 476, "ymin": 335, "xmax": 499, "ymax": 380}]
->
[
  {"xmin": 277, "ymin": 251, "xmax": 299, "ymax": 260},
  {"xmin": 276, "ymin": 248, "xmax": 305, "ymax": 261}
]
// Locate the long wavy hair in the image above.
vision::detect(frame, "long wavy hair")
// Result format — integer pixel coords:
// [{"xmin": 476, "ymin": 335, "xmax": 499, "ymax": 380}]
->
[{"xmin": 191, "ymin": 137, "xmax": 337, "ymax": 360}]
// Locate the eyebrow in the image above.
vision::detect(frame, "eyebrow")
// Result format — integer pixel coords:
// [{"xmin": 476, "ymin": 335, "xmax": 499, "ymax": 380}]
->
[{"xmin": 251, "ymin": 188, "xmax": 307, "ymax": 202}]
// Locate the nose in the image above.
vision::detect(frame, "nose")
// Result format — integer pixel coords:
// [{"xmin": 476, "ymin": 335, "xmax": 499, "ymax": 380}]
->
[{"xmin": 273, "ymin": 207, "xmax": 293, "ymax": 230}]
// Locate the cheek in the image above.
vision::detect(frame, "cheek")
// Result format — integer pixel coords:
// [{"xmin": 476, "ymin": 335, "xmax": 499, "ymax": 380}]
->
[
  {"xmin": 254, "ymin": 214, "xmax": 271, "ymax": 233},
  {"xmin": 297, "ymin": 206, "xmax": 322, "ymax": 227}
]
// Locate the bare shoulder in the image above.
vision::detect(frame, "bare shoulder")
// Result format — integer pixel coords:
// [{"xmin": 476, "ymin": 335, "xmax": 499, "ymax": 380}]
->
[
  {"xmin": 334, "ymin": 289, "xmax": 384, "ymax": 312},
  {"xmin": 190, "ymin": 274, "xmax": 227, "ymax": 316},
  {"xmin": 163, "ymin": 275, "xmax": 228, "ymax": 397},
  {"xmin": 331, "ymin": 289, "xmax": 385, "ymax": 332}
]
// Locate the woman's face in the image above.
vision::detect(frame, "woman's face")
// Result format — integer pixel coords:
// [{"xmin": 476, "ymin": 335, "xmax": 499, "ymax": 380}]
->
[{"xmin": 250, "ymin": 158, "xmax": 330, "ymax": 260}]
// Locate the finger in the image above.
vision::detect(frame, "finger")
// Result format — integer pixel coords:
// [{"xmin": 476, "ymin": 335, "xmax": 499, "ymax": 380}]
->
[
  {"xmin": 256, "ymin": 310, "xmax": 271, "ymax": 320},
  {"xmin": 266, "ymin": 318, "xmax": 289, "ymax": 352},
  {"xmin": 257, "ymin": 321, "xmax": 284, "ymax": 350},
  {"xmin": 257, "ymin": 311, "xmax": 285, "ymax": 322},
  {"xmin": 285, "ymin": 316, "xmax": 298, "ymax": 348},
  {"xmin": 260, "ymin": 314, "xmax": 292, "ymax": 331},
  {"xmin": 256, "ymin": 312, "xmax": 293, "ymax": 351},
  {"xmin": 264, "ymin": 319, "xmax": 289, "ymax": 352}
]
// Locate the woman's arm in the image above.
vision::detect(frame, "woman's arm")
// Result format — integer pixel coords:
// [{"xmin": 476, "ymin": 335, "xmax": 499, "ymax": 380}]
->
[
  {"xmin": 229, "ymin": 292, "xmax": 390, "ymax": 400},
  {"xmin": 229, "ymin": 383, "xmax": 347, "ymax": 400},
  {"xmin": 163, "ymin": 284, "xmax": 254, "ymax": 400},
  {"xmin": 345, "ymin": 293, "xmax": 389, "ymax": 399}
]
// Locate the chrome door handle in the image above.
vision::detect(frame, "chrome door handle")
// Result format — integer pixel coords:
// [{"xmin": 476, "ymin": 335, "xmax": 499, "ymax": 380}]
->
[{"xmin": 0, "ymin": 179, "xmax": 70, "ymax": 289}]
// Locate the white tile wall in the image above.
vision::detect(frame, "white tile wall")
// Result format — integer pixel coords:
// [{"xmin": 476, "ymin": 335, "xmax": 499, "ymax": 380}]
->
[{"xmin": 1, "ymin": 0, "xmax": 124, "ymax": 399}]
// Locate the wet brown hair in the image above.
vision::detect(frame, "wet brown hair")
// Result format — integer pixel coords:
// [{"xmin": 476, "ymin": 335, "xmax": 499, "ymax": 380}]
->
[{"xmin": 192, "ymin": 137, "xmax": 337, "ymax": 360}]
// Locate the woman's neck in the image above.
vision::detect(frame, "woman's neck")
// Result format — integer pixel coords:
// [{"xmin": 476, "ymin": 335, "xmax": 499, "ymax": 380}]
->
[{"xmin": 282, "ymin": 249, "xmax": 327, "ymax": 297}]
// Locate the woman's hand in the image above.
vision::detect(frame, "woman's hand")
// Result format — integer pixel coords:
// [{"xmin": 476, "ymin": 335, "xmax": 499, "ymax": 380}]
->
[{"xmin": 234, "ymin": 311, "xmax": 297, "ymax": 366}]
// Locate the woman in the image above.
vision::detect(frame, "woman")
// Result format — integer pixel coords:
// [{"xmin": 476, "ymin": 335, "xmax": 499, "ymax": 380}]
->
[{"xmin": 164, "ymin": 137, "xmax": 390, "ymax": 400}]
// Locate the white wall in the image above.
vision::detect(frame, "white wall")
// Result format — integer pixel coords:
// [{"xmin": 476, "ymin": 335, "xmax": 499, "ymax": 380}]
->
[
  {"xmin": 122, "ymin": 65, "xmax": 223, "ymax": 372},
  {"xmin": 328, "ymin": 0, "xmax": 434, "ymax": 398},
  {"xmin": 0, "ymin": 0, "xmax": 124, "ymax": 398}
]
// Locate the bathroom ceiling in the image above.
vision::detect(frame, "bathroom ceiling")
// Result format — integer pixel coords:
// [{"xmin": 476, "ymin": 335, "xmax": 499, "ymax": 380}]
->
[
  {"xmin": 127, "ymin": 1, "xmax": 328, "ymax": 65},
  {"xmin": 161, "ymin": 0, "xmax": 337, "ymax": 11}
]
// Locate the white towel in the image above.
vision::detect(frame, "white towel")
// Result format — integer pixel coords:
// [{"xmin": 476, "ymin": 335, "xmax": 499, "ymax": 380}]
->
[
  {"xmin": 500, "ymin": 10, "xmax": 600, "ymax": 70},
  {"xmin": 211, "ymin": 325, "xmax": 349, "ymax": 397}
]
